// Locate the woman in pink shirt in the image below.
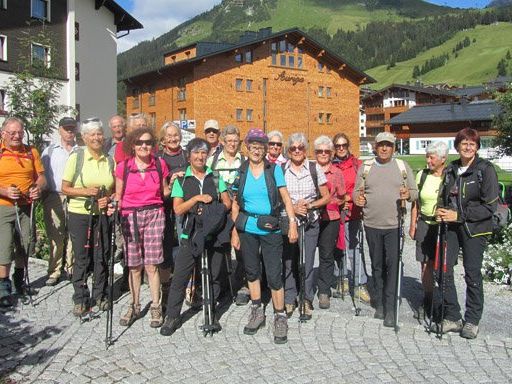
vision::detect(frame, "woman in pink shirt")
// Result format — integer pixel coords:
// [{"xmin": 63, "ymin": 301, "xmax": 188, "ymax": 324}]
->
[
  {"xmin": 115, "ymin": 128, "xmax": 170, "ymax": 328},
  {"xmin": 314, "ymin": 136, "xmax": 346, "ymax": 310}
]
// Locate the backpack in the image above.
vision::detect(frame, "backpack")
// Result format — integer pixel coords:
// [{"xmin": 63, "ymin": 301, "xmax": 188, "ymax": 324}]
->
[
  {"xmin": 476, "ymin": 166, "xmax": 510, "ymax": 233},
  {"xmin": 120, "ymin": 157, "xmax": 164, "ymax": 201},
  {"xmin": 235, "ymin": 159, "xmax": 281, "ymax": 216},
  {"xmin": 71, "ymin": 147, "xmax": 115, "ymax": 187}
]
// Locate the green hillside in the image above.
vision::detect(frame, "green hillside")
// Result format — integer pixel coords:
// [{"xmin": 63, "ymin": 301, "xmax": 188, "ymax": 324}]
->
[{"xmin": 366, "ymin": 23, "xmax": 512, "ymax": 87}]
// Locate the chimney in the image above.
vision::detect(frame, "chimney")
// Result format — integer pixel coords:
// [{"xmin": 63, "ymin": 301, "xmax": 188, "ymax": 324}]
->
[{"xmin": 239, "ymin": 30, "xmax": 258, "ymax": 44}]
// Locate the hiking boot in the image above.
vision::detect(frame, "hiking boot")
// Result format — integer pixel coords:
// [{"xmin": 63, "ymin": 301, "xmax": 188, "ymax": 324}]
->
[
  {"xmin": 0, "ymin": 278, "xmax": 13, "ymax": 308},
  {"xmin": 119, "ymin": 303, "xmax": 141, "ymax": 326},
  {"xmin": 274, "ymin": 313, "xmax": 288, "ymax": 344},
  {"xmin": 149, "ymin": 304, "xmax": 163, "ymax": 328},
  {"xmin": 430, "ymin": 319, "xmax": 463, "ymax": 334},
  {"xmin": 243, "ymin": 305, "xmax": 266, "ymax": 335},
  {"xmin": 383, "ymin": 312, "xmax": 395, "ymax": 328},
  {"xmin": 211, "ymin": 316, "xmax": 222, "ymax": 333},
  {"xmin": 12, "ymin": 268, "xmax": 36, "ymax": 296},
  {"xmin": 285, "ymin": 303, "xmax": 296, "ymax": 318},
  {"xmin": 318, "ymin": 293, "xmax": 330, "ymax": 309},
  {"xmin": 461, "ymin": 322, "xmax": 479, "ymax": 339},
  {"xmin": 332, "ymin": 278, "xmax": 349, "ymax": 298},
  {"xmin": 300, "ymin": 300, "xmax": 313, "ymax": 321},
  {"xmin": 73, "ymin": 303, "xmax": 89, "ymax": 317},
  {"xmin": 160, "ymin": 316, "xmax": 181, "ymax": 336},
  {"xmin": 235, "ymin": 287, "xmax": 250, "ymax": 306},
  {"xmin": 374, "ymin": 306, "xmax": 384, "ymax": 320},
  {"xmin": 96, "ymin": 298, "xmax": 110, "ymax": 311},
  {"xmin": 355, "ymin": 285, "xmax": 371, "ymax": 304}
]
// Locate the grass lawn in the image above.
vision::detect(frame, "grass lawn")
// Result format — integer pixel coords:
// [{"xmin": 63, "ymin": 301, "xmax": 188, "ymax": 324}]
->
[{"xmin": 397, "ymin": 155, "xmax": 512, "ymax": 186}]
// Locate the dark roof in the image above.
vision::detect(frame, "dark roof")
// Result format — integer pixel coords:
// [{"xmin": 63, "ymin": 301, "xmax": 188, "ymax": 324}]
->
[
  {"xmin": 96, "ymin": 0, "xmax": 143, "ymax": 32},
  {"xmin": 389, "ymin": 100, "xmax": 501, "ymax": 125},
  {"xmin": 124, "ymin": 27, "xmax": 375, "ymax": 84},
  {"xmin": 363, "ymin": 83, "xmax": 456, "ymax": 101},
  {"xmin": 450, "ymin": 86, "xmax": 487, "ymax": 98}
]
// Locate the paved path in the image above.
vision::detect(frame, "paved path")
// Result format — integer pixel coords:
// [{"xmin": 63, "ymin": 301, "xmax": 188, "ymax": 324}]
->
[{"xmin": 1, "ymin": 228, "xmax": 512, "ymax": 383}]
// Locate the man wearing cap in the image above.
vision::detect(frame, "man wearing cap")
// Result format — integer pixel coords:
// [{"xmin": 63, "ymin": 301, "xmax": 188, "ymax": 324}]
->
[
  {"xmin": 354, "ymin": 132, "xmax": 417, "ymax": 327},
  {"xmin": 204, "ymin": 119, "xmax": 223, "ymax": 159},
  {"xmin": 41, "ymin": 117, "xmax": 78, "ymax": 286}
]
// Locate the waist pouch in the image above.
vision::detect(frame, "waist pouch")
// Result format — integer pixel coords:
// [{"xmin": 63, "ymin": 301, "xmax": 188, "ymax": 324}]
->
[{"xmin": 236, "ymin": 211, "xmax": 280, "ymax": 232}]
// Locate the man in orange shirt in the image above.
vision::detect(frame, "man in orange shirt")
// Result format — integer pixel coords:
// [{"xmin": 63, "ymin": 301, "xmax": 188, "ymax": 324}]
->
[{"xmin": 0, "ymin": 117, "xmax": 46, "ymax": 307}]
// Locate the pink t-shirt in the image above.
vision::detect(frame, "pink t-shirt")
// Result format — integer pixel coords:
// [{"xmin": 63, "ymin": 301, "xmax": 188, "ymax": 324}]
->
[{"xmin": 115, "ymin": 156, "xmax": 169, "ymax": 212}]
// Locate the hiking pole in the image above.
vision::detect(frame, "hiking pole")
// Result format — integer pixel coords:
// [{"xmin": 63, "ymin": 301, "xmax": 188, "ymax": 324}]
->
[
  {"xmin": 201, "ymin": 249, "xmax": 214, "ymax": 336},
  {"xmin": 224, "ymin": 251, "xmax": 235, "ymax": 303},
  {"xmin": 428, "ymin": 223, "xmax": 442, "ymax": 334},
  {"xmin": 105, "ymin": 200, "xmax": 118, "ymax": 349},
  {"xmin": 438, "ymin": 221, "xmax": 448, "ymax": 340},
  {"xmin": 394, "ymin": 196, "xmax": 407, "ymax": 333},
  {"xmin": 298, "ymin": 217, "xmax": 307, "ymax": 322},
  {"xmin": 25, "ymin": 195, "xmax": 37, "ymax": 306},
  {"xmin": 80, "ymin": 195, "xmax": 96, "ymax": 323}
]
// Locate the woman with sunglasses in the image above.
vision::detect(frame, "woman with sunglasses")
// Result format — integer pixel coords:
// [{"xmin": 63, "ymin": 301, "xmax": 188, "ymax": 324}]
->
[
  {"xmin": 265, "ymin": 130, "xmax": 287, "ymax": 166},
  {"xmin": 314, "ymin": 136, "xmax": 346, "ymax": 310},
  {"xmin": 282, "ymin": 133, "xmax": 330, "ymax": 318},
  {"xmin": 332, "ymin": 133, "xmax": 370, "ymax": 303},
  {"xmin": 115, "ymin": 128, "xmax": 170, "ymax": 328}
]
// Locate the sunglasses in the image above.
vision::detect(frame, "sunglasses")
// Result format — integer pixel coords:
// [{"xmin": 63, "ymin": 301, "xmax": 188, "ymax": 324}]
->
[
  {"xmin": 62, "ymin": 127, "xmax": 76, "ymax": 132},
  {"xmin": 289, "ymin": 145, "xmax": 305, "ymax": 152},
  {"xmin": 83, "ymin": 117, "xmax": 100, "ymax": 123},
  {"xmin": 135, "ymin": 139, "xmax": 154, "ymax": 146},
  {"xmin": 205, "ymin": 128, "xmax": 218, "ymax": 135},
  {"xmin": 315, "ymin": 149, "xmax": 331, "ymax": 155},
  {"xmin": 268, "ymin": 141, "xmax": 283, "ymax": 147},
  {"xmin": 335, "ymin": 143, "xmax": 348, "ymax": 149}
]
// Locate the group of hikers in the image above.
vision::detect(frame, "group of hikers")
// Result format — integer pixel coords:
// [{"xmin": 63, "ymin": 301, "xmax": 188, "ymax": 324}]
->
[{"xmin": 0, "ymin": 113, "xmax": 499, "ymax": 344}]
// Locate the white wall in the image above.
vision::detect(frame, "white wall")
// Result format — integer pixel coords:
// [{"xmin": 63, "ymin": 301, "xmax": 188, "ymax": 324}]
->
[
  {"xmin": 74, "ymin": 0, "xmax": 118, "ymax": 131},
  {"xmin": 383, "ymin": 90, "xmax": 417, "ymax": 108}
]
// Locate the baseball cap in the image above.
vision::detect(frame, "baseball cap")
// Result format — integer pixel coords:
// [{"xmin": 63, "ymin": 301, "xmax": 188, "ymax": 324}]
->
[
  {"xmin": 375, "ymin": 132, "xmax": 396, "ymax": 144},
  {"xmin": 59, "ymin": 117, "xmax": 77, "ymax": 128},
  {"xmin": 204, "ymin": 119, "xmax": 219, "ymax": 132},
  {"xmin": 244, "ymin": 128, "xmax": 268, "ymax": 145}
]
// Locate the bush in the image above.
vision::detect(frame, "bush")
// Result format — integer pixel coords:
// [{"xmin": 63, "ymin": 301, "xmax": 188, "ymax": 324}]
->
[
  {"xmin": 34, "ymin": 202, "xmax": 50, "ymax": 261},
  {"xmin": 482, "ymin": 223, "xmax": 512, "ymax": 284}
]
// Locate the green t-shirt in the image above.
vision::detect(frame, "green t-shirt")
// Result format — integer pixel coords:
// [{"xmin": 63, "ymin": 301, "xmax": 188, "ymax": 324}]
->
[
  {"xmin": 62, "ymin": 147, "xmax": 115, "ymax": 215},
  {"xmin": 416, "ymin": 169, "xmax": 442, "ymax": 223}
]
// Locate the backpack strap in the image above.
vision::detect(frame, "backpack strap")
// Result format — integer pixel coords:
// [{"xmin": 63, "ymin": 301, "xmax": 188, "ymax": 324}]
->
[
  {"xmin": 361, "ymin": 158, "xmax": 375, "ymax": 186},
  {"xmin": 121, "ymin": 157, "xmax": 164, "ymax": 201},
  {"xmin": 308, "ymin": 160, "xmax": 320, "ymax": 199},
  {"xmin": 154, "ymin": 157, "xmax": 164, "ymax": 201},
  {"xmin": 417, "ymin": 168, "xmax": 429, "ymax": 205},
  {"xmin": 47, "ymin": 143, "xmax": 56, "ymax": 160},
  {"xmin": 71, "ymin": 147, "xmax": 85, "ymax": 187}
]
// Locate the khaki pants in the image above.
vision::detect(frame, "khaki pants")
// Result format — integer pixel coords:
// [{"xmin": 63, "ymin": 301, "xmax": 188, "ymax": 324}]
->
[
  {"xmin": 43, "ymin": 193, "xmax": 74, "ymax": 278},
  {"xmin": 0, "ymin": 205, "xmax": 31, "ymax": 267}
]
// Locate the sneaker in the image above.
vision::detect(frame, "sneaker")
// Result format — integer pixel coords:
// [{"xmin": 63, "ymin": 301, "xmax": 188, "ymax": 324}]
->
[
  {"xmin": 430, "ymin": 319, "xmax": 463, "ymax": 334},
  {"xmin": 461, "ymin": 322, "xmax": 479, "ymax": 339},
  {"xmin": 300, "ymin": 300, "xmax": 313, "ymax": 321},
  {"xmin": 119, "ymin": 303, "xmax": 141, "ymax": 326},
  {"xmin": 160, "ymin": 316, "xmax": 181, "ymax": 336},
  {"xmin": 374, "ymin": 306, "xmax": 384, "ymax": 320},
  {"xmin": 285, "ymin": 303, "xmax": 296, "ymax": 318},
  {"xmin": 355, "ymin": 285, "xmax": 371, "ymax": 304},
  {"xmin": 73, "ymin": 303, "xmax": 89, "ymax": 317},
  {"xmin": 149, "ymin": 304, "xmax": 163, "ymax": 328},
  {"xmin": 274, "ymin": 313, "xmax": 288, "ymax": 344},
  {"xmin": 235, "ymin": 287, "xmax": 250, "ymax": 306},
  {"xmin": 332, "ymin": 278, "xmax": 349, "ymax": 298},
  {"xmin": 96, "ymin": 298, "xmax": 110, "ymax": 311},
  {"xmin": 383, "ymin": 312, "xmax": 395, "ymax": 328},
  {"xmin": 318, "ymin": 294, "xmax": 330, "ymax": 309},
  {"xmin": 243, "ymin": 305, "xmax": 266, "ymax": 335},
  {"xmin": 46, "ymin": 276, "xmax": 59, "ymax": 287},
  {"xmin": 211, "ymin": 316, "xmax": 222, "ymax": 333}
]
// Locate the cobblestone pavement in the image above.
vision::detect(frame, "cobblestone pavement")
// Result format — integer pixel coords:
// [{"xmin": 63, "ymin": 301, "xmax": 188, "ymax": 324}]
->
[{"xmin": 1, "ymin": 226, "xmax": 511, "ymax": 384}]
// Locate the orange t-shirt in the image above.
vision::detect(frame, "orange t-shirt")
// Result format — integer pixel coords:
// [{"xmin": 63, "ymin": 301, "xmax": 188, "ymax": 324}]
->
[{"xmin": 0, "ymin": 143, "xmax": 45, "ymax": 206}]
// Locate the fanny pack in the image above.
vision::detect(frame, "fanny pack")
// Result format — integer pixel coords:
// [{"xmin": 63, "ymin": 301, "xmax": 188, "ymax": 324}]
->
[{"xmin": 235, "ymin": 211, "xmax": 280, "ymax": 232}]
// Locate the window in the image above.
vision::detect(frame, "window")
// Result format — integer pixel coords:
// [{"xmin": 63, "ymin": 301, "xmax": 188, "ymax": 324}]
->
[
  {"xmin": 318, "ymin": 86, "xmax": 324, "ymax": 97},
  {"xmin": 245, "ymin": 50, "xmax": 252, "ymax": 63},
  {"xmin": 132, "ymin": 88, "xmax": 140, "ymax": 109},
  {"xmin": 317, "ymin": 62, "xmax": 324, "ymax": 72},
  {"xmin": 149, "ymin": 112, "xmax": 156, "ymax": 129},
  {"xmin": 0, "ymin": 0, "xmax": 6, "ymax": 10},
  {"xmin": 0, "ymin": 35, "xmax": 6, "ymax": 61},
  {"xmin": 31, "ymin": 0, "xmax": 50, "ymax": 21},
  {"xmin": 0, "ymin": 89, "xmax": 5, "ymax": 112},
  {"xmin": 297, "ymin": 55, "xmax": 303, "ymax": 69},
  {"xmin": 177, "ymin": 77, "xmax": 186, "ymax": 101},
  {"xmin": 280, "ymin": 54, "xmax": 286, "ymax": 67},
  {"xmin": 235, "ymin": 78, "xmax": 243, "ymax": 91},
  {"xmin": 272, "ymin": 39, "xmax": 301, "ymax": 69},
  {"xmin": 318, "ymin": 113, "xmax": 324, "ymax": 124},
  {"xmin": 75, "ymin": 62, "xmax": 79, "ymax": 81},
  {"xmin": 177, "ymin": 89, "xmax": 186, "ymax": 101},
  {"xmin": 235, "ymin": 53, "xmax": 242, "ymax": 63},
  {"xmin": 179, "ymin": 108, "xmax": 187, "ymax": 121},
  {"xmin": 326, "ymin": 87, "xmax": 332, "ymax": 98},
  {"xmin": 288, "ymin": 55, "xmax": 294, "ymax": 68},
  {"xmin": 246, "ymin": 109, "xmax": 253, "ymax": 122},
  {"xmin": 75, "ymin": 22, "xmax": 79, "ymax": 41},
  {"xmin": 246, "ymin": 79, "xmax": 252, "ymax": 92},
  {"xmin": 31, "ymin": 43, "xmax": 50, "ymax": 68},
  {"xmin": 326, "ymin": 113, "xmax": 332, "ymax": 124},
  {"xmin": 236, "ymin": 108, "xmax": 243, "ymax": 121},
  {"xmin": 149, "ymin": 88, "xmax": 156, "ymax": 106}
]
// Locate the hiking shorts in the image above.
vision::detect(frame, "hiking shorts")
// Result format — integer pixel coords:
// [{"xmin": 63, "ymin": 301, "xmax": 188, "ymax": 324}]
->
[
  {"xmin": 0, "ymin": 205, "xmax": 31, "ymax": 265},
  {"xmin": 415, "ymin": 218, "xmax": 438, "ymax": 263},
  {"xmin": 121, "ymin": 207, "xmax": 165, "ymax": 267}
]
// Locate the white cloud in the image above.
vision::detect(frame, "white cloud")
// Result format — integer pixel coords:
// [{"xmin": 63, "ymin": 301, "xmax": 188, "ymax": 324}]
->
[{"xmin": 117, "ymin": 0, "xmax": 222, "ymax": 52}]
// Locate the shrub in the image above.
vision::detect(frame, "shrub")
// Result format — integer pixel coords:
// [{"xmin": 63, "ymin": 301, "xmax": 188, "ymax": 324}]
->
[{"xmin": 482, "ymin": 223, "xmax": 512, "ymax": 284}]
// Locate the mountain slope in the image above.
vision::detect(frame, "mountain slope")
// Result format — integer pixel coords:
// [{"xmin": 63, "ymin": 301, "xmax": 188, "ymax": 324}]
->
[{"xmin": 366, "ymin": 23, "xmax": 512, "ymax": 88}]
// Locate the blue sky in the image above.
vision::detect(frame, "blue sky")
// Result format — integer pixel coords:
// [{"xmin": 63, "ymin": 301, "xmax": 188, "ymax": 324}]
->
[{"xmin": 115, "ymin": 0, "xmax": 493, "ymax": 52}]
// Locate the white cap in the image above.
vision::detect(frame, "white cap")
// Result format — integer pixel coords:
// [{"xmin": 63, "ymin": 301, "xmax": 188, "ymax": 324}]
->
[{"xmin": 204, "ymin": 119, "xmax": 219, "ymax": 132}]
